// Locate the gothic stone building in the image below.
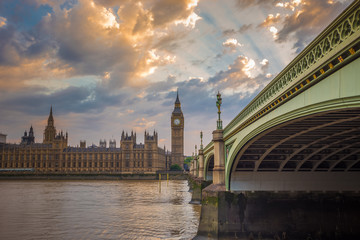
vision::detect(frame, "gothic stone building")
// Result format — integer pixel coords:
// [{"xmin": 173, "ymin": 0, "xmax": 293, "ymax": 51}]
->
[{"xmin": 0, "ymin": 94, "xmax": 184, "ymax": 173}]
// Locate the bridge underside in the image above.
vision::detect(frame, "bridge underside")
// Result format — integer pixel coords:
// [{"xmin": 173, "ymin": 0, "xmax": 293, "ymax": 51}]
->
[
  {"xmin": 205, "ymin": 155, "xmax": 214, "ymax": 181},
  {"xmin": 230, "ymin": 108, "xmax": 360, "ymax": 191}
]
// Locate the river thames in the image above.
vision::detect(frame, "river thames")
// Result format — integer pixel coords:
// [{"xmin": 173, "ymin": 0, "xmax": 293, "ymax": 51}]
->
[{"xmin": 0, "ymin": 180, "xmax": 201, "ymax": 240}]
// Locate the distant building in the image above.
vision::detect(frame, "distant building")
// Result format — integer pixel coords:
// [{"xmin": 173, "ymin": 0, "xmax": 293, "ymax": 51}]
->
[
  {"xmin": 0, "ymin": 133, "xmax": 6, "ymax": 144},
  {"xmin": 0, "ymin": 93, "xmax": 184, "ymax": 173}
]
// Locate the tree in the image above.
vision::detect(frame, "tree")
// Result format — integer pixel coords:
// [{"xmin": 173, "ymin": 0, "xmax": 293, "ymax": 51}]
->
[{"xmin": 170, "ymin": 164, "xmax": 182, "ymax": 171}]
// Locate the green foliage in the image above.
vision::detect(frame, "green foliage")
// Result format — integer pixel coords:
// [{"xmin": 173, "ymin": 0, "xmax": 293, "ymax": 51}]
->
[
  {"xmin": 170, "ymin": 164, "xmax": 182, "ymax": 171},
  {"xmin": 184, "ymin": 157, "xmax": 192, "ymax": 164}
]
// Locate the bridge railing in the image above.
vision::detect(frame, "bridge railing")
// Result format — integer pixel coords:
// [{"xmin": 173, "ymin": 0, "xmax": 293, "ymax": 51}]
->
[{"xmin": 223, "ymin": 1, "xmax": 360, "ymax": 139}]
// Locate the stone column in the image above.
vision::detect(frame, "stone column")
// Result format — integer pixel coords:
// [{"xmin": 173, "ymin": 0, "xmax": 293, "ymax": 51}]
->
[
  {"xmin": 189, "ymin": 160, "xmax": 194, "ymax": 175},
  {"xmin": 212, "ymin": 129, "xmax": 225, "ymax": 185},
  {"xmin": 194, "ymin": 157, "xmax": 198, "ymax": 177},
  {"xmin": 198, "ymin": 149, "xmax": 204, "ymax": 179}
]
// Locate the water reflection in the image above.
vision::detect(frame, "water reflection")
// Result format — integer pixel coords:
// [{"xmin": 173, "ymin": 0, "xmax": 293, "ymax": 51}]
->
[{"xmin": 0, "ymin": 180, "xmax": 200, "ymax": 240}]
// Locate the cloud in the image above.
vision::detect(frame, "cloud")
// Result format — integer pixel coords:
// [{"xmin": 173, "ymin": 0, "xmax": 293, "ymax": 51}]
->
[
  {"xmin": 273, "ymin": 0, "xmax": 351, "ymax": 51},
  {"xmin": 133, "ymin": 117, "xmax": 157, "ymax": 133},
  {"xmin": 0, "ymin": 0, "xmax": 201, "ymax": 91},
  {"xmin": 222, "ymin": 38, "xmax": 243, "ymax": 53},
  {"xmin": 151, "ymin": 0, "xmax": 199, "ymax": 27},
  {"xmin": 174, "ymin": 12, "xmax": 202, "ymax": 29},
  {"xmin": 208, "ymin": 55, "xmax": 270, "ymax": 97},
  {"xmin": 222, "ymin": 24, "xmax": 253, "ymax": 37},
  {"xmin": 276, "ymin": 0, "xmax": 302, "ymax": 11},
  {"xmin": 235, "ymin": 0, "xmax": 279, "ymax": 9},
  {"xmin": 258, "ymin": 13, "xmax": 281, "ymax": 28},
  {"xmin": 0, "ymin": 16, "xmax": 6, "ymax": 27}
]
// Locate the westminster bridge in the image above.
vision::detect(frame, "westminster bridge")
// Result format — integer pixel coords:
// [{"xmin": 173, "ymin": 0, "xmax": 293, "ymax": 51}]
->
[{"xmin": 191, "ymin": 1, "xmax": 360, "ymax": 239}]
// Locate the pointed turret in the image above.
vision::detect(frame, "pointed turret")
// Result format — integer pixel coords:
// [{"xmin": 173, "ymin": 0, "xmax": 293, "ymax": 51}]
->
[
  {"xmin": 43, "ymin": 106, "xmax": 56, "ymax": 144},
  {"xmin": 21, "ymin": 126, "xmax": 35, "ymax": 145},
  {"xmin": 48, "ymin": 106, "xmax": 54, "ymax": 127},
  {"xmin": 175, "ymin": 90, "xmax": 180, "ymax": 104},
  {"xmin": 29, "ymin": 125, "xmax": 34, "ymax": 137},
  {"xmin": 172, "ymin": 89, "xmax": 182, "ymax": 114}
]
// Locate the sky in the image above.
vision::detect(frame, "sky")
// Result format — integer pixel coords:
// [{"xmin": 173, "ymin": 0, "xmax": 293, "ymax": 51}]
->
[{"xmin": 0, "ymin": 0, "xmax": 353, "ymax": 155}]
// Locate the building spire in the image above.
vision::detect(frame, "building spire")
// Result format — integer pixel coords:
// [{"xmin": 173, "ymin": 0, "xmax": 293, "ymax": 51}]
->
[
  {"xmin": 175, "ymin": 89, "xmax": 180, "ymax": 104},
  {"xmin": 48, "ymin": 105, "xmax": 54, "ymax": 126},
  {"xmin": 173, "ymin": 89, "xmax": 182, "ymax": 112}
]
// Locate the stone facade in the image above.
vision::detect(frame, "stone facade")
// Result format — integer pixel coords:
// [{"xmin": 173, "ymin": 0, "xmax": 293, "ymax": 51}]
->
[{"xmin": 0, "ymin": 102, "xmax": 177, "ymax": 173}]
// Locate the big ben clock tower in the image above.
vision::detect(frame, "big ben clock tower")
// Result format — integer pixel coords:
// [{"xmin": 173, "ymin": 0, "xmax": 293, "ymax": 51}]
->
[{"xmin": 171, "ymin": 91, "xmax": 184, "ymax": 168}]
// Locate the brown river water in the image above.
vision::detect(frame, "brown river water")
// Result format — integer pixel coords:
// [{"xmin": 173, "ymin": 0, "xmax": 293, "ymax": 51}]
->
[{"xmin": 0, "ymin": 180, "xmax": 201, "ymax": 240}]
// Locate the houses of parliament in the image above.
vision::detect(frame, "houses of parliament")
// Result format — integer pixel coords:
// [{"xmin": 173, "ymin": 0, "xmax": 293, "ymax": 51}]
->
[{"xmin": 0, "ymin": 93, "xmax": 185, "ymax": 174}]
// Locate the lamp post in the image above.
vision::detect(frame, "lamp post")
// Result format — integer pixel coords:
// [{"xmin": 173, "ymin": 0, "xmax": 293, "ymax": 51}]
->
[
  {"xmin": 216, "ymin": 91, "xmax": 222, "ymax": 130},
  {"xmin": 198, "ymin": 131, "xmax": 204, "ymax": 179}
]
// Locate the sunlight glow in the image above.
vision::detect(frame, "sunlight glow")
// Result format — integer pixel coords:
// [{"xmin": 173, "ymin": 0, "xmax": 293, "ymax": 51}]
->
[
  {"xmin": 241, "ymin": 57, "xmax": 256, "ymax": 78},
  {"xmin": 100, "ymin": 7, "xmax": 119, "ymax": 29},
  {"xmin": 187, "ymin": 0, "xmax": 199, "ymax": 10},
  {"xmin": 223, "ymin": 38, "xmax": 243, "ymax": 47},
  {"xmin": 175, "ymin": 12, "xmax": 201, "ymax": 29},
  {"xmin": 260, "ymin": 59, "xmax": 269, "ymax": 65},
  {"xmin": 269, "ymin": 26, "xmax": 278, "ymax": 39},
  {"xmin": 140, "ymin": 67, "xmax": 157, "ymax": 77},
  {"xmin": 0, "ymin": 16, "xmax": 7, "ymax": 28},
  {"xmin": 276, "ymin": 0, "xmax": 303, "ymax": 11},
  {"xmin": 103, "ymin": 72, "xmax": 110, "ymax": 80},
  {"xmin": 147, "ymin": 49, "xmax": 160, "ymax": 64}
]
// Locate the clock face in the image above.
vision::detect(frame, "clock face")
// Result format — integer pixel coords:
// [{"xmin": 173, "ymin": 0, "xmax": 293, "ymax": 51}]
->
[{"xmin": 174, "ymin": 119, "xmax": 180, "ymax": 125}]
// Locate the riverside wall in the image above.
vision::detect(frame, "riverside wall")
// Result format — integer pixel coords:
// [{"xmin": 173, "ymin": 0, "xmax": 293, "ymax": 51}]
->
[
  {"xmin": 194, "ymin": 186, "xmax": 360, "ymax": 240},
  {"xmin": 0, "ymin": 171, "xmax": 187, "ymax": 180}
]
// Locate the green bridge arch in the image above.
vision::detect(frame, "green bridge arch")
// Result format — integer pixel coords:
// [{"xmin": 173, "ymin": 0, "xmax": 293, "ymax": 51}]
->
[{"xmin": 226, "ymin": 57, "xmax": 360, "ymax": 189}]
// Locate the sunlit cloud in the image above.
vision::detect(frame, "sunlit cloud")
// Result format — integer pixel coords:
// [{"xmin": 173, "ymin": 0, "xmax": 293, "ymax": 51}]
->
[
  {"xmin": 222, "ymin": 38, "xmax": 243, "ymax": 52},
  {"xmin": 139, "ymin": 49, "xmax": 176, "ymax": 77},
  {"xmin": 140, "ymin": 67, "xmax": 157, "ymax": 77},
  {"xmin": 175, "ymin": 12, "xmax": 201, "ymax": 29},
  {"xmin": 241, "ymin": 57, "xmax": 256, "ymax": 78},
  {"xmin": 0, "ymin": 16, "xmax": 6, "ymax": 28},
  {"xmin": 260, "ymin": 59, "xmax": 269, "ymax": 65},
  {"xmin": 88, "ymin": 1, "xmax": 120, "ymax": 29},
  {"xmin": 187, "ymin": 0, "xmax": 199, "ymax": 10},
  {"xmin": 276, "ymin": 0, "xmax": 303, "ymax": 11},
  {"xmin": 260, "ymin": 13, "xmax": 281, "ymax": 27},
  {"xmin": 269, "ymin": 26, "xmax": 278, "ymax": 39},
  {"xmin": 100, "ymin": 7, "xmax": 119, "ymax": 29}
]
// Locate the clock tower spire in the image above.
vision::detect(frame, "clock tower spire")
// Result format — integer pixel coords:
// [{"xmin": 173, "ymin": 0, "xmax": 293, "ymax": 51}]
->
[{"xmin": 171, "ymin": 90, "xmax": 184, "ymax": 169}]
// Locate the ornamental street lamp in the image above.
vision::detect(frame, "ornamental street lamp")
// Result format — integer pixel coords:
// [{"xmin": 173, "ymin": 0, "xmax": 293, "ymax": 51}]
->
[{"xmin": 216, "ymin": 91, "xmax": 222, "ymax": 130}]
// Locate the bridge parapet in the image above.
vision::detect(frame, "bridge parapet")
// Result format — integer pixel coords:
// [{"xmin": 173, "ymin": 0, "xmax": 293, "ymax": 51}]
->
[{"xmin": 223, "ymin": 1, "xmax": 360, "ymax": 139}]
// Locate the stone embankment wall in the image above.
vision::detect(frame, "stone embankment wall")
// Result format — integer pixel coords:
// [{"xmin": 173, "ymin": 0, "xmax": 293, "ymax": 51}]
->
[
  {"xmin": 0, "ymin": 172, "xmax": 187, "ymax": 180},
  {"xmin": 195, "ymin": 188, "xmax": 360, "ymax": 240}
]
